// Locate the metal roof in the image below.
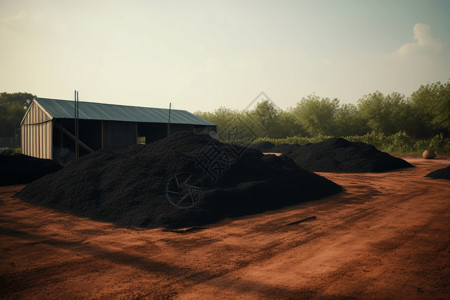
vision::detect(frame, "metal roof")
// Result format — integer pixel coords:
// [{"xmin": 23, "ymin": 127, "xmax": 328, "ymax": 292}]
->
[{"xmin": 34, "ymin": 97, "xmax": 215, "ymax": 126}]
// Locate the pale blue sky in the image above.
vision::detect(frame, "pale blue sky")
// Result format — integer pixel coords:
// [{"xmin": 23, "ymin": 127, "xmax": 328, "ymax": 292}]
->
[{"xmin": 1, "ymin": 0, "xmax": 449, "ymax": 111}]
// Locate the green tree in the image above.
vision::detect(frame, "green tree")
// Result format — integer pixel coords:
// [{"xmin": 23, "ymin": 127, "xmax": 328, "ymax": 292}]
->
[
  {"xmin": 277, "ymin": 110, "xmax": 308, "ymax": 138},
  {"xmin": 292, "ymin": 95, "xmax": 340, "ymax": 136},
  {"xmin": 195, "ymin": 107, "xmax": 242, "ymax": 138},
  {"xmin": 247, "ymin": 100, "xmax": 282, "ymax": 138},
  {"xmin": 357, "ymin": 91, "xmax": 410, "ymax": 135},
  {"xmin": 334, "ymin": 103, "xmax": 369, "ymax": 136},
  {"xmin": 409, "ymin": 80, "xmax": 450, "ymax": 137},
  {"xmin": 0, "ymin": 92, "xmax": 34, "ymax": 138}
]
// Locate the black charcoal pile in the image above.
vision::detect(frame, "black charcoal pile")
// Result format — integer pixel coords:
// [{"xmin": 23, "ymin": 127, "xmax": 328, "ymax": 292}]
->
[
  {"xmin": 425, "ymin": 165, "xmax": 450, "ymax": 180},
  {"xmin": 272, "ymin": 144, "xmax": 302, "ymax": 153},
  {"xmin": 253, "ymin": 138, "xmax": 413, "ymax": 173},
  {"xmin": 284, "ymin": 138, "xmax": 413, "ymax": 172},
  {"xmin": 0, "ymin": 152, "xmax": 63, "ymax": 186},
  {"xmin": 250, "ymin": 141, "xmax": 276, "ymax": 152},
  {"xmin": 17, "ymin": 132, "xmax": 342, "ymax": 228},
  {"xmin": 250, "ymin": 142, "xmax": 299, "ymax": 154}
]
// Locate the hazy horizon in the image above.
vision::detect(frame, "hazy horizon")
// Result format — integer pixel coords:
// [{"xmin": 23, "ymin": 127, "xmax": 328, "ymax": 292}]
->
[{"xmin": 1, "ymin": 0, "xmax": 449, "ymax": 112}]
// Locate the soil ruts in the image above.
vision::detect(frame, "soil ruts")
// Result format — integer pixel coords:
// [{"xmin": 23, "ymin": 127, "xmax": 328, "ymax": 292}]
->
[
  {"xmin": 0, "ymin": 153, "xmax": 63, "ymax": 186},
  {"xmin": 426, "ymin": 165, "xmax": 450, "ymax": 179},
  {"xmin": 17, "ymin": 132, "xmax": 342, "ymax": 229}
]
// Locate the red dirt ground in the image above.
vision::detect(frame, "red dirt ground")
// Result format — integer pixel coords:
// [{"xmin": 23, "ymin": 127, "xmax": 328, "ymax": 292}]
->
[{"xmin": 1, "ymin": 158, "xmax": 449, "ymax": 299}]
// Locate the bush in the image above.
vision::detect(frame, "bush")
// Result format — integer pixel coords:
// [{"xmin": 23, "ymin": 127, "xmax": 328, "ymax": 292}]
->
[
  {"xmin": 253, "ymin": 135, "xmax": 333, "ymax": 146},
  {"xmin": 251, "ymin": 132, "xmax": 450, "ymax": 155}
]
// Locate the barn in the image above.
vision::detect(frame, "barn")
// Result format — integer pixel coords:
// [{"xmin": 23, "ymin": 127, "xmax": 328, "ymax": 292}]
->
[{"xmin": 21, "ymin": 97, "xmax": 216, "ymax": 164}]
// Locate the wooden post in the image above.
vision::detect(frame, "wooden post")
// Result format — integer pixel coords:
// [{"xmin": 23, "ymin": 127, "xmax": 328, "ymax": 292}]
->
[
  {"xmin": 167, "ymin": 102, "xmax": 171, "ymax": 137},
  {"xmin": 74, "ymin": 90, "xmax": 79, "ymax": 158},
  {"xmin": 101, "ymin": 120, "xmax": 104, "ymax": 149},
  {"xmin": 135, "ymin": 122, "xmax": 138, "ymax": 143}
]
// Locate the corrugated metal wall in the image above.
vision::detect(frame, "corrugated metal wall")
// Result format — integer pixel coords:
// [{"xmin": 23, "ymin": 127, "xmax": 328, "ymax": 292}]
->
[
  {"xmin": 103, "ymin": 121, "xmax": 136, "ymax": 151},
  {"xmin": 21, "ymin": 101, "xmax": 53, "ymax": 159}
]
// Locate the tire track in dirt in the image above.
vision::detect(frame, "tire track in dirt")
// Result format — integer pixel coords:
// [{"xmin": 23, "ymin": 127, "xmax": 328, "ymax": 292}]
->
[
  {"xmin": 0, "ymin": 159, "xmax": 449, "ymax": 299},
  {"xmin": 176, "ymin": 161, "xmax": 450, "ymax": 298}
]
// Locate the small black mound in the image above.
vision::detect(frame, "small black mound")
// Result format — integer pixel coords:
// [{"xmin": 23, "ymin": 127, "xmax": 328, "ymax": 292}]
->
[
  {"xmin": 0, "ymin": 153, "xmax": 63, "ymax": 186},
  {"xmin": 250, "ymin": 141, "xmax": 275, "ymax": 152},
  {"xmin": 272, "ymin": 144, "xmax": 301, "ymax": 153},
  {"xmin": 250, "ymin": 143, "xmax": 300, "ymax": 154},
  {"xmin": 425, "ymin": 165, "xmax": 450, "ymax": 180},
  {"xmin": 284, "ymin": 138, "xmax": 413, "ymax": 173},
  {"xmin": 17, "ymin": 132, "xmax": 342, "ymax": 229}
]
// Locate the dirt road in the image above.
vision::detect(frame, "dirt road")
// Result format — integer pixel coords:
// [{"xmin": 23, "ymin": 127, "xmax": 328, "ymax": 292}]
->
[{"xmin": 1, "ymin": 158, "xmax": 449, "ymax": 299}]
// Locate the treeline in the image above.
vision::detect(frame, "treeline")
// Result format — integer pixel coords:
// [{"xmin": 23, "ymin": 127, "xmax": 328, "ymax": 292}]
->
[
  {"xmin": 196, "ymin": 80, "xmax": 450, "ymax": 154},
  {"xmin": 1, "ymin": 81, "xmax": 448, "ymax": 154},
  {"xmin": 0, "ymin": 93, "xmax": 34, "ymax": 140}
]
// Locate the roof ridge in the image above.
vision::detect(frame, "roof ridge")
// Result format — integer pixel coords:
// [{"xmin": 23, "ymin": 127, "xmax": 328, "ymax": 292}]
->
[
  {"xmin": 33, "ymin": 98, "xmax": 215, "ymax": 126},
  {"xmin": 36, "ymin": 97, "xmax": 185, "ymax": 111}
]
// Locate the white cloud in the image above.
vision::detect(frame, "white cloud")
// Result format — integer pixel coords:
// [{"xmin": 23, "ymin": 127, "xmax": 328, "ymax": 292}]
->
[{"xmin": 396, "ymin": 23, "xmax": 444, "ymax": 56}]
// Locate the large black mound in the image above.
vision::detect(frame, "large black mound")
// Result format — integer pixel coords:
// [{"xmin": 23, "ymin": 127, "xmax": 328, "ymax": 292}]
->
[
  {"xmin": 17, "ymin": 132, "xmax": 342, "ymax": 228},
  {"xmin": 425, "ymin": 165, "xmax": 450, "ymax": 180},
  {"xmin": 281, "ymin": 138, "xmax": 414, "ymax": 173},
  {"xmin": 0, "ymin": 153, "xmax": 63, "ymax": 186}
]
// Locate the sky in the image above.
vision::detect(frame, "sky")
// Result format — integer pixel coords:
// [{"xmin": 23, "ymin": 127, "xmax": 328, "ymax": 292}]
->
[{"xmin": 1, "ymin": 0, "xmax": 449, "ymax": 112}]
